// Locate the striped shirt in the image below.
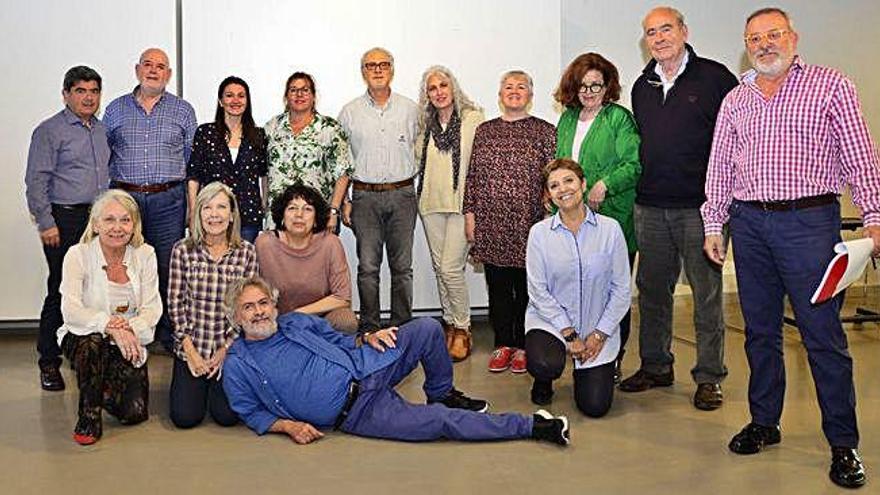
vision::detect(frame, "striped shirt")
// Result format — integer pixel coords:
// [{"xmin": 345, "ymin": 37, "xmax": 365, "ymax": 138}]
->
[
  {"xmin": 701, "ymin": 57, "xmax": 880, "ymax": 235},
  {"xmin": 168, "ymin": 239, "xmax": 258, "ymax": 361},
  {"xmin": 104, "ymin": 89, "xmax": 198, "ymax": 185}
]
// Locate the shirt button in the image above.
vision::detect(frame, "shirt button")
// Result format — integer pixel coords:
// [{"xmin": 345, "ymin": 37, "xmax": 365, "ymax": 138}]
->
[{"xmin": 262, "ymin": 380, "xmax": 267, "ymax": 384}]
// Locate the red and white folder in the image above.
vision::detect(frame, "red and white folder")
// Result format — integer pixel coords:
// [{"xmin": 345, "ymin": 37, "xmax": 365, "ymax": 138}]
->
[{"xmin": 811, "ymin": 238, "xmax": 875, "ymax": 304}]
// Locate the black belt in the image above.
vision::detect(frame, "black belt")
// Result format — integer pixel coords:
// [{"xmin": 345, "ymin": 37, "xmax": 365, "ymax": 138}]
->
[
  {"xmin": 741, "ymin": 194, "xmax": 837, "ymax": 212},
  {"xmin": 53, "ymin": 203, "xmax": 91, "ymax": 210},
  {"xmin": 112, "ymin": 180, "xmax": 183, "ymax": 194},
  {"xmin": 352, "ymin": 178, "xmax": 414, "ymax": 192},
  {"xmin": 333, "ymin": 380, "xmax": 360, "ymax": 430}
]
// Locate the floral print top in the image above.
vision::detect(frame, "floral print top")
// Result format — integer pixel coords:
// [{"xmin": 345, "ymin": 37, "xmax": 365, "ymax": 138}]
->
[{"xmin": 265, "ymin": 112, "xmax": 353, "ymax": 207}]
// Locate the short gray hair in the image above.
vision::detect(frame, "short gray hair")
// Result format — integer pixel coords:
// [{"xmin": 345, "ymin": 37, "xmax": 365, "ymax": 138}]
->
[
  {"xmin": 360, "ymin": 47, "xmax": 394, "ymax": 69},
  {"xmin": 223, "ymin": 275, "xmax": 279, "ymax": 327}
]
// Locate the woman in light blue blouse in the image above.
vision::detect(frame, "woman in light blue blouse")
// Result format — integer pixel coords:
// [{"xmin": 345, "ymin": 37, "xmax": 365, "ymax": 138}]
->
[{"xmin": 524, "ymin": 158, "xmax": 631, "ymax": 417}]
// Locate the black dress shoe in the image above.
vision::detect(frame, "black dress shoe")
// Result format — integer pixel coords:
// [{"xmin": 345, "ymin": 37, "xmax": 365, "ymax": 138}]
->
[
  {"xmin": 619, "ymin": 368, "xmax": 674, "ymax": 392},
  {"xmin": 728, "ymin": 423, "xmax": 781, "ymax": 454},
  {"xmin": 40, "ymin": 366, "xmax": 65, "ymax": 391},
  {"xmin": 830, "ymin": 447, "xmax": 866, "ymax": 489},
  {"xmin": 693, "ymin": 383, "xmax": 723, "ymax": 411},
  {"xmin": 531, "ymin": 380, "xmax": 553, "ymax": 406}
]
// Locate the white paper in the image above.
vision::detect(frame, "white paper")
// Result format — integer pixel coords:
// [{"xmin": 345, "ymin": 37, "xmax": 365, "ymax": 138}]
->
[{"xmin": 811, "ymin": 238, "xmax": 875, "ymax": 304}]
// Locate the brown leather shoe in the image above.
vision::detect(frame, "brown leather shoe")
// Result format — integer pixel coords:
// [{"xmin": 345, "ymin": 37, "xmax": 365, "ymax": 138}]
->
[
  {"xmin": 449, "ymin": 327, "xmax": 472, "ymax": 362},
  {"xmin": 693, "ymin": 383, "xmax": 723, "ymax": 410}
]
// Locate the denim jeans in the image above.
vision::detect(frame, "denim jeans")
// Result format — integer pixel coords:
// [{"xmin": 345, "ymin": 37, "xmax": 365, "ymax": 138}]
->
[
  {"xmin": 341, "ymin": 318, "xmax": 532, "ymax": 441},
  {"xmin": 38, "ymin": 204, "xmax": 90, "ymax": 369},
  {"xmin": 350, "ymin": 185, "xmax": 417, "ymax": 330},
  {"xmin": 633, "ymin": 205, "xmax": 727, "ymax": 384},
  {"xmin": 124, "ymin": 183, "xmax": 187, "ymax": 351},
  {"xmin": 730, "ymin": 200, "xmax": 858, "ymax": 448}
]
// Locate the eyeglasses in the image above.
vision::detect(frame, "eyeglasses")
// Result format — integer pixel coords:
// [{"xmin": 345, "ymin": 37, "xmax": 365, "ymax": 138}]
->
[
  {"xmin": 578, "ymin": 83, "xmax": 605, "ymax": 94},
  {"xmin": 287, "ymin": 87, "xmax": 312, "ymax": 96},
  {"xmin": 363, "ymin": 61, "xmax": 392, "ymax": 72},
  {"xmin": 744, "ymin": 29, "xmax": 789, "ymax": 47}
]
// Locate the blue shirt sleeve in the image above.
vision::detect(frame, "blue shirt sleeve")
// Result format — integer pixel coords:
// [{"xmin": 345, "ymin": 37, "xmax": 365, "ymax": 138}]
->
[
  {"xmin": 526, "ymin": 222, "xmax": 573, "ymax": 332},
  {"xmin": 222, "ymin": 355, "xmax": 278, "ymax": 435}
]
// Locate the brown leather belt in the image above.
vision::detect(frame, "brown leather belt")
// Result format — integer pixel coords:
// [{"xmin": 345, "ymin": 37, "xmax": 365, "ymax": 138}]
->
[
  {"xmin": 352, "ymin": 178, "xmax": 414, "ymax": 192},
  {"xmin": 741, "ymin": 194, "xmax": 837, "ymax": 212},
  {"xmin": 112, "ymin": 180, "xmax": 183, "ymax": 194}
]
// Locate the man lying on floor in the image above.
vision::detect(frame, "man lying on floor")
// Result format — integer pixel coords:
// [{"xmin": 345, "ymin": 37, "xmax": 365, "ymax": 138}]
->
[{"xmin": 221, "ymin": 275, "xmax": 569, "ymax": 445}]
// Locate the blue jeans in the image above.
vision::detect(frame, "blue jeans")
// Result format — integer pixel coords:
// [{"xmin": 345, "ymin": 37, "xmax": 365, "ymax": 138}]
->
[
  {"xmin": 634, "ymin": 205, "xmax": 727, "ymax": 384},
  {"xmin": 341, "ymin": 318, "xmax": 533, "ymax": 441},
  {"xmin": 730, "ymin": 200, "xmax": 858, "ymax": 448},
  {"xmin": 350, "ymin": 185, "xmax": 418, "ymax": 330},
  {"xmin": 124, "ymin": 183, "xmax": 187, "ymax": 351}
]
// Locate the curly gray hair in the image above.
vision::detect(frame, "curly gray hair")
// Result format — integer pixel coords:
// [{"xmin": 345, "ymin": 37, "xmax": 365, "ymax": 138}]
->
[{"xmin": 223, "ymin": 275, "xmax": 279, "ymax": 327}]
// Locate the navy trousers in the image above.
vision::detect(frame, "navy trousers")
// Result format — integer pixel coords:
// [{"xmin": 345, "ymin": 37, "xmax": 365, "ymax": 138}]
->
[
  {"xmin": 125, "ymin": 183, "xmax": 187, "ymax": 351},
  {"xmin": 730, "ymin": 200, "xmax": 858, "ymax": 448},
  {"xmin": 341, "ymin": 318, "xmax": 533, "ymax": 441}
]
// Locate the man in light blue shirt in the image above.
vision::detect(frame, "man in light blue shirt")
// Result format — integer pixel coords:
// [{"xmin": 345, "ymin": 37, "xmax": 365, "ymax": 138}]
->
[{"xmin": 338, "ymin": 47, "xmax": 420, "ymax": 331}]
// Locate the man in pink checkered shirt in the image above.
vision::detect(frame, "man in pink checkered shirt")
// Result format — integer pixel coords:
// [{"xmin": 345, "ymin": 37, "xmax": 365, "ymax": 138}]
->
[{"xmin": 701, "ymin": 7, "xmax": 880, "ymax": 489}]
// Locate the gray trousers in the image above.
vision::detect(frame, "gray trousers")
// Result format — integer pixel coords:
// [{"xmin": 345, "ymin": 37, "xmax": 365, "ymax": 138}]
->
[
  {"xmin": 350, "ymin": 185, "xmax": 418, "ymax": 330},
  {"xmin": 633, "ymin": 204, "xmax": 728, "ymax": 384}
]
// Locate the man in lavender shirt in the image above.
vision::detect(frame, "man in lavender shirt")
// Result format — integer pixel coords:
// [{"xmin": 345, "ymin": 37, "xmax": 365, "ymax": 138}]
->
[{"xmin": 25, "ymin": 65, "xmax": 110, "ymax": 391}]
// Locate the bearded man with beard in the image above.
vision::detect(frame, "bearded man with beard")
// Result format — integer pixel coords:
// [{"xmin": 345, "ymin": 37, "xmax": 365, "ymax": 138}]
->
[
  {"xmin": 701, "ymin": 7, "xmax": 880, "ymax": 489},
  {"xmin": 220, "ymin": 276, "xmax": 571, "ymax": 446}
]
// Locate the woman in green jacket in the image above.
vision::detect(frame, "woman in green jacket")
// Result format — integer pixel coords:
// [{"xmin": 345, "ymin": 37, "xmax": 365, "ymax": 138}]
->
[{"xmin": 553, "ymin": 52, "xmax": 641, "ymax": 380}]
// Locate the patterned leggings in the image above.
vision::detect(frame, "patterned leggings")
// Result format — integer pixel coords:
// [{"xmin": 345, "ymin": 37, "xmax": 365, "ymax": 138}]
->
[{"xmin": 62, "ymin": 333, "xmax": 149, "ymax": 426}]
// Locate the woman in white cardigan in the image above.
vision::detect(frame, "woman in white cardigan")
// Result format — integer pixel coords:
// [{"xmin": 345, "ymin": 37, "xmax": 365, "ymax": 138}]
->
[{"xmin": 59, "ymin": 189, "xmax": 161, "ymax": 445}]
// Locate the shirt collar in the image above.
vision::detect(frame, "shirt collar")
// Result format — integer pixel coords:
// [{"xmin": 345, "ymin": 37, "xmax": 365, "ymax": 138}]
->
[
  {"xmin": 364, "ymin": 90, "xmax": 393, "ymax": 110},
  {"xmin": 740, "ymin": 55, "xmax": 805, "ymax": 83},
  {"xmin": 654, "ymin": 49, "xmax": 690, "ymax": 85},
  {"xmin": 549, "ymin": 207, "xmax": 598, "ymax": 231},
  {"xmin": 62, "ymin": 107, "xmax": 96, "ymax": 127}
]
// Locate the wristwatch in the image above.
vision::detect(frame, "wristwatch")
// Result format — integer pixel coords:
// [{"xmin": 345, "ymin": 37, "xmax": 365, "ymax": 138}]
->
[
  {"xmin": 563, "ymin": 330, "xmax": 578, "ymax": 342},
  {"xmin": 329, "ymin": 206, "xmax": 340, "ymax": 216}
]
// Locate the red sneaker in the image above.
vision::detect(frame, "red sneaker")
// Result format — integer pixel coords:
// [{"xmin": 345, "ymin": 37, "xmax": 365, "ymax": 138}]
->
[
  {"xmin": 488, "ymin": 347, "xmax": 513, "ymax": 372},
  {"xmin": 510, "ymin": 349, "xmax": 527, "ymax": 373}
]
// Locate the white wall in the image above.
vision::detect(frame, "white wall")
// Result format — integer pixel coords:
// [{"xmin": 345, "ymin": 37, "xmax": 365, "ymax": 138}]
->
[
  {"xmin": 182, "ymin": 0, "xmax": 562, "ymax": 313},
  {"xmin": 3, "ymin": 0, "xmax": 176, "ymax": 319},
  {"xmin": 3, "ymin": 0, "xmax": 878, "ymax": 320}
]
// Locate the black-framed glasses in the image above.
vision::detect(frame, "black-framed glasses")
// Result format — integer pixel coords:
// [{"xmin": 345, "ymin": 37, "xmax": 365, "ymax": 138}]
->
[
  {"xmin": 363, "ymin": 61, "xmax": 392, "ymax": 72},
  {"xmin": 287, "ymin": 86, "xmax": 312, "ymax": 96},
  {"xmin": 744, "ymin": 29, "xmax": 789, "ymax": 47},
  {"xmin": 578, "ymin": 82, "xmax": 605, "ymax": 94}
]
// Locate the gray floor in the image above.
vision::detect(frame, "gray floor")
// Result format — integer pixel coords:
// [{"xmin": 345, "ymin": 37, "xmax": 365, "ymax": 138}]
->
[{"xmin": 1, "ymin": 289, "xmax": 878, "ymax": 494}]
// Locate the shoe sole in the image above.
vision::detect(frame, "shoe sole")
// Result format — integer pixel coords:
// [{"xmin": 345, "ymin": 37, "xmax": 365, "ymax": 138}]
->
[
  {"xmin": 694, "ymin": 400, "xmax": 723, "ymax": 411},
  {"xmin": 619, "ymin": 381, "xmax": 674, "ymax": 393},
  {"xmin": 73, "ymin": 433, "xmax": 98, "ymax": 446},
  {"xmin": 510, "ymin": 367, "xmax": 528, "ymax": 374},
  {"xmin": 41, "ymin": 384, "xmax": 65, "ymax": 392},
  {"xmin": 488, "ymin": 365, "xmax": 510, "ymax": 373}
]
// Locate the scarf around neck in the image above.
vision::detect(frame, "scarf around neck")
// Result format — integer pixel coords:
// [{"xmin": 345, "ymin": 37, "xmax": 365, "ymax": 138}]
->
[{"xmin": 418, "ymin": 108, "xmax": 462, "ymax": 195}]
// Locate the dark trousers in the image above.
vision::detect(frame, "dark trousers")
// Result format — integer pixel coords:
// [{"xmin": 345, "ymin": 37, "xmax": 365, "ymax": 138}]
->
[
  {"xmin": 38, "ymin": 204, "xmax": 90, "ymax": 369},
  {"xmin": 730, "ymin": 200, "xmax": 858, "ymax": 448},
  {"xmin": 341, "ymin": 318, "xmax": 532, "ymax": 441},
  {"xmin": 484, "ymin": 264, "xmax": 528, "ymax": 349},
  {"xmin": 617, "ymin": 251, "xmax": 637, "ymax": 361},
  {"xmin": 124, "ymin": 183, "xmax": 187, "ymax": 351},
  {"xmin": 526, "ymin": 329, "xmax": 615, "ymax": 418},
  {"xmin": 61, "ymin": 333, "xmax": 149, "ymax": 424},
  {"xmin": 169, "ymin": 358, "xmax": 238, "ymax": 428}
]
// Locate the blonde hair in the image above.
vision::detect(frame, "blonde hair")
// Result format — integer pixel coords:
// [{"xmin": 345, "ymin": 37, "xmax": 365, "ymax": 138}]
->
[
  {"xmin": 186, "ymin": 181, "xmax": 243, "ymax": 249},
  {"xmin": 80, "ymin": 189, "xmax": 144, "ymax": 246}
]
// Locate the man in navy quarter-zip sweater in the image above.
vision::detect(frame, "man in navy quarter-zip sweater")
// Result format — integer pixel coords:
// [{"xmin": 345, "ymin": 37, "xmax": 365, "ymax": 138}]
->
[{"xmin": 620, "ymin": 6, "xmax": 738, "ymax": 412}]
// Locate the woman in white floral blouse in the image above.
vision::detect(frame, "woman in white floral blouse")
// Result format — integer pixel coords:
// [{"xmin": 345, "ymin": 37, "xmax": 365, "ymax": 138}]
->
[{"xmin": 265, "ymin": 72, "xmax": 353, "ymax": 233}]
